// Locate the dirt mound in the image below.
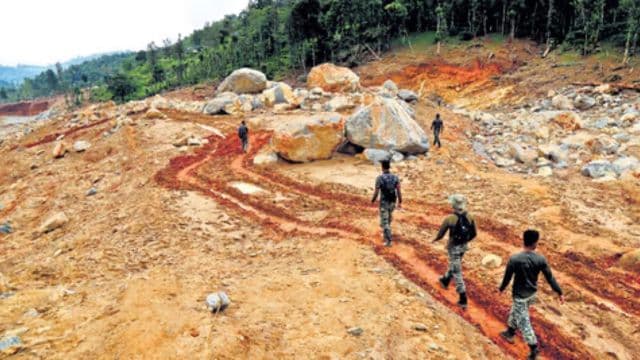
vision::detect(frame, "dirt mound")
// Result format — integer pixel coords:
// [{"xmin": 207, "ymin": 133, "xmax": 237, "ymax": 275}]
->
[{"xmin": 0, "ymin": 100, "xmax": 50, "ymax": 116}]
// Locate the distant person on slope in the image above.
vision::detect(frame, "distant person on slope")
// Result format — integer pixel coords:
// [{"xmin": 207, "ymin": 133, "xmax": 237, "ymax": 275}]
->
[
  {"xmin": 371, "ymin": 160, "xmax": 402, "ymax": 247},
  {"xmin": 431, "ymin": 113, "xmax": 444, "ymax": 148},
  {"xmin": 238, "ymin": 120, "xmax": 249, "ymax": 153},
  {"xmin": 499, "ymin": 230, "xmax": 564, "ymax": 360},
  {"xmin": 432, "ymin": 194, "xmax": 476, "ymax": 309}
]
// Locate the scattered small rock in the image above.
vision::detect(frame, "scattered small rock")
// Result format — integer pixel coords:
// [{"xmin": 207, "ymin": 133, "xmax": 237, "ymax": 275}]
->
[
  {"xmin": 481, "ymin": 254, "xmax": 503, "ymax": 269},
  {"xmin": 413, "ymin": 323, "xmax": 428, "ymax": 332},
  {"xmin": 206, "ymin": 292, "xmax": 230, "ymax": 313},
  {"xmin": 0, "ymin": 222, "xmax": 12, "ymax": 234},
  {"xmin": 52, "ymin": 141, "xmax": 68, "ymax": 159},
  {"xmin": 0, "ymin": 335, "xmax": 22, "ymax": 354},
  {"xmin": 40, "ymin": 212, "xmax": 69, "ymax": 234},
  {"xmin": 73, "ymin": 140, "xmax": 91, "ymax": 153},
  {"xmin": 347, "ymin": 327, "xmax": 364, "ymax": 336},
  {"xmin": 86, "ymin": 188, "xmax": 98, "ymax": 196}
]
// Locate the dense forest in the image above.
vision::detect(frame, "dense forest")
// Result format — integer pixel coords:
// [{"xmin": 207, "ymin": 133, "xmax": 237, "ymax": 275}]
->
[{"xmin": 1, "ymin": 0, "xmax": 639, "ymax": 104}]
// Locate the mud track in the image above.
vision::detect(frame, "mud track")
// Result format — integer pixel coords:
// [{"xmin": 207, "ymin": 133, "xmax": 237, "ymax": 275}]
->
[{"xmin": 152, "ymin": 130, "xmax": 640, "ymax": 359}]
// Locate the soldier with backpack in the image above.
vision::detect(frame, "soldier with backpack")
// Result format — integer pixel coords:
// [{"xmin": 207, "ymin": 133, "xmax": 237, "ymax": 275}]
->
[
  {"xmin": 371, "ymin": 160, "xmax": 402, "ymax": 247},
  {"xmin": 432, "ymin": 194, "xmax": 477, "ymax": 309},
  {"xmin": 238, "ymin": 120, "xmax": 249, "ymax": 153}
]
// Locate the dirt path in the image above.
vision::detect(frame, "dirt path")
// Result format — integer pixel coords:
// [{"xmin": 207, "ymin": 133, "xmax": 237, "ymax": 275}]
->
[{"xmin": 154, "ymin": 131, "xmax": 640, "ymax": 360}]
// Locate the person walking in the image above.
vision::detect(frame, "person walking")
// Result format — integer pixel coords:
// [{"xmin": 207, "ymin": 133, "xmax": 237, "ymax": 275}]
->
[
  {"xmin": 371, "ymin": 160, "xmax": 402, "ymax": 247},
  {"xmin": 432, "ymin": 194, "xmax": 476, "ymax": 309},
  {"xmin": 431, "ymin": 113, "xmax": 444, "ymax": 148},
  {"xmin": 499, "ymin": 230, "xmax": 564, "ymax": 360},
  {"xmin": 238, "ymin": 120, "xmax": 249, "ymax": 153}
]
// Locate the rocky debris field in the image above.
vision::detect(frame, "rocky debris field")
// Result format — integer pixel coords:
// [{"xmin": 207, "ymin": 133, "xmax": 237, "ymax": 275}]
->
[
  {"xmin": 463, "ymin": 84, "xmax": 640, "ymax": 181},
  {"xmin": 1, "ymin": 42, "xmax": 640, "ymax": 359}
]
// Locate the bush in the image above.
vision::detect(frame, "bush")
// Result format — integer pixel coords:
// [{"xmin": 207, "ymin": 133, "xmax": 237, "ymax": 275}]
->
[
  {"xmin": 90, "ymin": 86, "xmax": 112, "ymax": 103},
  {"xmin": 458, "ymin": 30, "xmax": 474, "ymax": 41}
]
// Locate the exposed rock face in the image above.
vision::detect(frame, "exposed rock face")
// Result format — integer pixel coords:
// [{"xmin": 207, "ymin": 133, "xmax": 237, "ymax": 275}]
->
[
  {"xmin": 217, "ymin": 68, "xmax": 267, "ymax": 94},
  {"xmin": 307, "ymin": 63, "xmax": 360, "ymax": 93},
  {"xmin": 346, "ymin": 96, "xmax": 429, "ymax": 154},
  {"xmin": 271, "ymin": 113, "xmax": 345, "ymax": 162}
]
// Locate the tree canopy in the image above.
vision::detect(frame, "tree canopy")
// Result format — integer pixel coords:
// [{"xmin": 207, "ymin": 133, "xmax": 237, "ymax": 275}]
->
[{"xmin": 3, "ymin": 0, "xmax": 638, "ymax": 104}]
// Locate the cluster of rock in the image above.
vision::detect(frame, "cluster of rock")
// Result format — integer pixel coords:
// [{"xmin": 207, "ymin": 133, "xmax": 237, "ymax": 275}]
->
[
  {"xmin": 202, "ymin": 64, "xmax": 428, "ymax": 164},
  {"xmin": 465, "ymin": 85, "xmax": 640, "ymax": 180}
]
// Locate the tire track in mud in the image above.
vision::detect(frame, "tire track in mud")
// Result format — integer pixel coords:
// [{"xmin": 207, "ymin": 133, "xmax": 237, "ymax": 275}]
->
[{"xmin": 154, "ymin": 131, "xmax": 614, "ymax": 360}]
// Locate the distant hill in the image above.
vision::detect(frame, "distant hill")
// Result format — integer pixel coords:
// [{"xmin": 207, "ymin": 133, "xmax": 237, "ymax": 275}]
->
[
  {"xmin": 0, "ymin": 51, "xmax": 129, "ymax": 87},
  {"xmin": 0, "ymin": 65, "xmax": 47, "ymax": 86}
]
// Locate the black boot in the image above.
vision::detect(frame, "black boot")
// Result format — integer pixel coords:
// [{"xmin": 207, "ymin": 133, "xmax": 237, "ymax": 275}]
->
[
  {"xmin": 457, "ymin": 292, "xmax": 467, "ymax": 309},
  {"xmin": 527, "ymin": 344, "xmax": 539, "ymax": 360},
  {"xmin": 500, "ymin": 327, "xmax": 516, "ymax": 344},
  {"xmin": 439, "ymin": 275, "xmax": 451, "ymax": 289}
]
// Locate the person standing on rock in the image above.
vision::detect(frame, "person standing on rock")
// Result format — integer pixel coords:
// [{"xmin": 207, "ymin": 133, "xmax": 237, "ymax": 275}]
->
[
  {"xmin": 238, "ymin": 120, "xmax": 249, "ymax": 153},
  {"xmin": 371, "ymin": 160, "xmax": 402, "ymax": 247},
  {"xmin": 432, "ymin": 194, "xmax": 476, "ymax": 309},
  {"xmin": 431, "ymin": 113, "xmax": 444, "ymax": 148},
  {"xmin": 499, "ymin": 229, "xmax": 564, "ymax": 360}
]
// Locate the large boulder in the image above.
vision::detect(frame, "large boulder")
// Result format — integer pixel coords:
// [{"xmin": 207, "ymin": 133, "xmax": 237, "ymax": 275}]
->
[
  {"xmin": 508, "ymin": 142, "xmax": 538, "ymax": 165},
  {"xmin": 581, "ymin": 160, "xmax": 616, "ymax": 178},
  {"xmin": 325, "ymin": 96, "xmax": 355, "ymax": 112},
  {"xmin": 73, "ymin": 140, "xmax": 91, "ymax": 153},
  {"xmin": 271, "ymin": 113, "xmax": 345, "ymax": 162},
  {"xmin": 398, "ymin": 89, "xmax": 419, "ymax": 103},
  {"xmin": 203, "ymin": 92, "xmax": 240, "ymax": 115},
  {"xmin": 346, "ymin": 96, "xmax": 429, "ymax": 154},
  {"xmin": 253, "ymin": 150, "xmax": 279, "ymax": 166},
  {"xmin": 307, "ymin": 63, "xmax": 360, "ymax": 93},
  {"xmin": 217, "ymin": 68, "xmax": 267, "ymax": 94},
  {"xmin": 262, "ymin": 82, "xmax": 298, "ymax": 107}
]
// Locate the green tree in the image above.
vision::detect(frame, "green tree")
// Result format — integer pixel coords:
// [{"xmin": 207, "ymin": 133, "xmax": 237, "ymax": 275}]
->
[
  {"xmin": 106, "ymin": 73, "xmax": 136, "ymax": 103},
  {"xmin": 622, "ymin": 0, "xmax": 640, "ymax": 64},
  {"xmin": 0, "ymin": 88, "xmax": 7, "ymax": 100}
]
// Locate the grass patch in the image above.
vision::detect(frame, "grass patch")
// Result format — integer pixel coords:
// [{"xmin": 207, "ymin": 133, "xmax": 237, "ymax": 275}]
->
[{"xmin": 391, "ymin": 31, "xmax": 461, "ymax": 52}]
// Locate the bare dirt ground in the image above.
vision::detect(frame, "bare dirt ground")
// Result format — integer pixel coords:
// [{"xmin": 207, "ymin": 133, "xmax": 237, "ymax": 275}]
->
[{"xmin": 1, "ymin": 40, "xmax": 640, "ymax": 359}]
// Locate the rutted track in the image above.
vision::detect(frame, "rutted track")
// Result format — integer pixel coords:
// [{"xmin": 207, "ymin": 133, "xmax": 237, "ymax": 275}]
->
[{"xmin": 154, "ymin": 131, "xmax": 640, "ymax": 360}]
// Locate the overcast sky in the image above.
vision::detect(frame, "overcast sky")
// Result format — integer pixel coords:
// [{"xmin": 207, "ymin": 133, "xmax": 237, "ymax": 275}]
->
[{"xmin": 0, "ymin": 0, "xmax": 249, "ymax": 66}]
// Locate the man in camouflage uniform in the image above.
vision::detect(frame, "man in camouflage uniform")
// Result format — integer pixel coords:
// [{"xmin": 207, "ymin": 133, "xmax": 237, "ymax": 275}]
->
[
  {"xmin": 432, "ymin": 194, "xmax": 477, "ymax": 309},
  {"xmin": 499, "ymin": 230, "xmax": 564, "ymax": 360},
  {"xmin": 371, "ymin": 160, "xmax": 402, "ymax": 247},
  {"xmin": 238, "ymin": 120, "xmax": 249, "ymax": 153}
]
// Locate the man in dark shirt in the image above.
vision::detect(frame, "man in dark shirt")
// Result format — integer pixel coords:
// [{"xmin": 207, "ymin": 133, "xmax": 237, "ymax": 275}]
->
[
  {"xmin": 431, "ymin": 113, "xmax": 444, "ymax": 148},
  {"xmin": 238, "ymin": 121, "xmax": 249, "ymax": 153},
  {"xmin": 432, "ymin": 194, "xmax": 476, "ymax": 309},
  {"xmin": 499, "ymin": 230, "xmax": 564, "ymax": 360},
  {"xmin": 371, "ymin": 160, "xmax": 402, "ymax": 247}
]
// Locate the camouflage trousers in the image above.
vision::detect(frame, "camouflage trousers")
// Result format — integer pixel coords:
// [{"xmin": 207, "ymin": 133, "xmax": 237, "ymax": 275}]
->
[
  {"xmin": 379, "ymin": 201, "xmax": 396, "ymax": 242},
  {"xmin": 445, "ymin": 243, "xmax": 468, "ymax": 294},
  {"xmin": 508, "ymin": 294, "xmax": 538, "ymax": 345},
  {"xmin": 241, "ymin": 137, "xmax": 249, "ymax": 153}
]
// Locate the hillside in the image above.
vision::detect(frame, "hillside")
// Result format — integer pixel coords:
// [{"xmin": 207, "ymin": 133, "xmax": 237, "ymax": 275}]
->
[
  {"xmin": 3, "ymin": 0, "xmax": 639, "ymax": 106},
  {"xmin": 1, "ymin": 38, "xmax": 640, "ymax": 359}
]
